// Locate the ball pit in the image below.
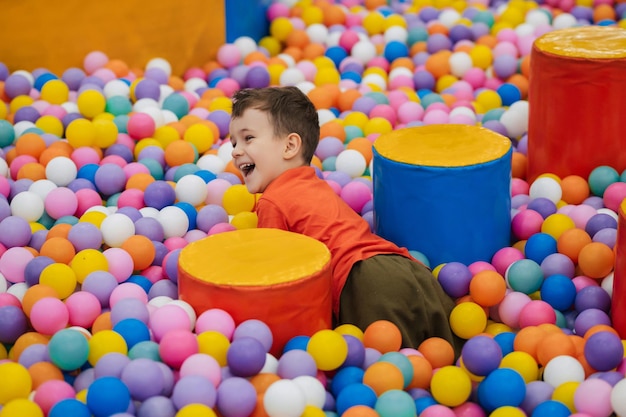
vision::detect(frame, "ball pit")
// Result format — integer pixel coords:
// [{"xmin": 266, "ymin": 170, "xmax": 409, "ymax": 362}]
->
[{"xmin": 2, "ymin": 1, "xmax": 626, "ymax": 417}]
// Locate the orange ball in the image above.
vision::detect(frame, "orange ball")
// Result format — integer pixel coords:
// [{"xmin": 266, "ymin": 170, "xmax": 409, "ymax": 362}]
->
[
  {"xmin": 407, "ymin": 354, "xmax": 434, "ymax": 390},
  {"xmin": 105, "ymin": 59, "xmax": 130, "ymax": 77},
  {"xmin": 308, "ymin": 87, "xmax": 336, "ymax": 110},
  {"xmin": 28, "ymin": 361, "xmax": 65, "ymax": 390},
  {"xmin": 120, "ymin": 234, "xmax": 156, "ymax": 271},
  {"xmin": 46, "ymin": 223, "xmax": 72, "ymax": 240},
  {"xmin": 468, "ymin": 270, "xmax": 507, "ymax": 307},
  {"xmin": 362, "ymin": 361, "xmax": 405, "ymax": 395},
  {"xmin": 511, "ymin": 152, "xmax": 527, "ymax": 180},
  {"xmin": 249, "ymin": 373, "xmax": 281, "ymax": 395},
  {"xmin": 15, "ymin": 132, "xmax": 47, "ymax": 158},
  {"xmin": 346, "ymin": 137, "xmax": 373, "ymax": 165},
  {"xmin": 164, "ymin": 140, "xmax": 197, "ymax": 167},
  {"xmin": 22, "ymin": 284, "xmax": 60, "ymax": 317},
  {"xmin": 506, "ymin": 74, "xmax": 529, "ymax": 100},
  {"xmin": 583, "ymin": 324, "xmax": 620, "ymax": 341},
  {"xmin": 535, "ymin": 331, "xmax": 576, "ymax": 367},
  {"xmin": 424, "ymin": 50, "xmax": 452, "ymax": 79},
  {"xmin": 560, "ymin": 175, "xmax": 590, "ymax": 205},
  {"xmin": 17, "ymin": 162, "xmax": 46, "ymax": 181},
  {"xmin": 285, "ymin": 29, "xmax": 310, "ymax": 50},
  {"xmin": 557, "ymin": 228, "xmax": 592, "ymax": 263},
  {"xmin": 9, "ymin": 332, "xmax": 50, "ymax": 362},
  {"xmin": 319, "ymin": 120, "xmax": 346, "ymax": 142},
  {"xmin": 362, "ymin": 320, "xmax": 402, "ymax": 353},
  {"xmin": 513, "ymin": 326, "xmax": 547, "ymax": 361},
  {"xmin": 39, "ymin": 237, "xmax": 76, "ymax": 264},
  {"xmin": 577, "ymin": 242, "xmax": 615, "ymax": 279},
  {"xmin": 342, "ymin": 406, "xmax": 380, "ymax": 417},
  {"xmin": 302, "ymin": 43, "xmax": 327, "ymax": 60},
  {"xmin": 323, "ymin": 4, "xmax": 346, "ymax": 27},
  {"xmin": 92, "ymin": 312, "xmax": 113, "ymax": 333},
  {"xmin": 126, "ymin": 172, "xmax": 155, "ymax": 191},
  {"xmin": 569, "ymin": 334, "xmax": 586, "ymax": 357},
  {"xmin": 337, "ymin": 89, "xmax": 362, "ymax": 112},
  {"xmin": 593, "ymin": 4, "xmax": 616, "ymax": 22},
  {"xmin": 418, "ymin": 337, "xmax": 455, "ymax": 369}
]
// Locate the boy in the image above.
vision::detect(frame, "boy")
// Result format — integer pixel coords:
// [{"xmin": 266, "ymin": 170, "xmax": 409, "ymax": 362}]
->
[{"xmin": 229, "ymin": 86, "xmax": 461, "ymax": 353}]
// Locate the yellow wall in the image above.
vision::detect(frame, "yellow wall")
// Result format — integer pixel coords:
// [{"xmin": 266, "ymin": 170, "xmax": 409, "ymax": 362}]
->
[{"xmin": 0, "ymin": 0, "xmax": 226, "ymax": 76}]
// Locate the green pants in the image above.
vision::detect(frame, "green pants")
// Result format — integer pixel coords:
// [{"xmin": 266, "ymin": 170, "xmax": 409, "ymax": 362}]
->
[{"xmin": 338, "ymin": 254, "xmax": 464, "ymax": 357}]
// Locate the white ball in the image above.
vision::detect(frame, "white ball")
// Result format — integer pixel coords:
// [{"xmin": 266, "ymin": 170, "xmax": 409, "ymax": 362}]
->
[
  {"xmin": 610, "ymin": 378, "xmax": 626, "ymax": 417},
  {"xmin": 197, "ymin": 154, "xmax": 226, "ymax": 175},
  {"xmin": 515, "ymin": 23, "xmax": 536, "ymax": 37},
  {"xmin": 13, "ymin": 121, "xmax": 36, "ymax": 138},
  {"xmin": 525, "ymin": 10, "xmax": 551, "ymax": 27},
  {"xmin": 279, "ymin": 68, "xmax": 306, "ymax": 86},
  {"xmin": 384, "ymin": 26, "xmax": 409, "ymax": 43},
  {"xmin": 233, "ymin": 36, "xmax": 258, "ymax": 58},
  {"xmin": 500, "ymin": 101, "xmax": 529, "ymax": 139},
  {"xmin": 45, "ymin": 156, "xmax": 77, "ymax": 186},
  {"xmin": 148, "ymin": 295, "xmax": 173, "ymax": 308},
  {"xmin": 543, "ymin": 355, "xmax": 585, "ymax": 388},
  {"xmin": 6, "ymin": 282, "xmax": 28, "ymax": 301},
  {"xmin": 295, "ymin": 81, "xmax": 316, "ymax": 95},
  {"xmin": 449, "ymin": 51, "xmax": 473, "ymax": 78},
  {"xmin": 335, "ymin": 149, "xmax": 367, "ymax": 178},
  {"xmin": 306, "ymin": 24, "xmax": 329, "ymax": 45},
  {"xmin": 0, "ymin": 158, "xmax": 8, "ymax": 177},
  {"xmin": 139, "ymin": 206, "xmax": 160, "ymax": 219},
  {"xmin": 61, "ymin": 102, "xmax": 79, "ymax": 114},
  {"xmin": 553, "ymin": 13, "xmax": 577, "ymax": 29},
  {"xmin": 217, "ymin": 141, "xmax": 234, "ymax": 164},
  {"xmin": 361, "ymin": 73, "xmax": 387, "ymax": 90},
  {"xmin": 146, "ymin": 57, "xmax": 172, "ymax": 77},
  {"xmin": 103, "ymin": 79, "xmax": 130, "ymax": 98},
  {"xmin": 0, "ymin": 273, "xmax": 7, "ymax": 293},
  {"xmin": 597, "ymin": 208, "xmax": 618, "ymax": 221},
  {"xmin": 175, "ymin": 174, "xmax": 208, "ymax": 207},
  {"xmin": 100, "ymin": 212, "xmax": 136, "ymax": 247},
  {"xmin": 29, "ymin": 179, "xmax": 58, "ymax": 200},
  {"xmin": 292, "ymin": 375, "xmax": 326, "ymax": 408},
  {"xmin": 529, "ymin": 177, "xmax": 562, "ymax": 203},
  {"xmin": 159, "ymin": 85, "xmax": 175, "ymax": 105},
  {"xmin": 137, "ymin": 106, "xmax": 165, "ymax": 128},
  {"xmin": 601, "ymin": 272, "xmax": 613, "ymax": 297},
  {"xmin": 260, "ymin": 353, "xmax": 279, "ymax": 374},
  {"xmin": 184, "ymin": 77, "xmax": 208, "ymax": 94},
  {"xmin": 277, "ymin": 53, "xmax": 296, "ymax": 68},
  {"xmin": 160, "ymin": 109, "xmax": 179, "ymax": 124},
  {"xmin": 325, "ymin": 31, "xmax": 342, "ymax": 48},
  {"xmin": 317, "ymin": 109, "xmax": 337, "ymax": 126},
  {"xmin": 438, "ymin": 9, "xmax": 462, "ymax": 27},
  {"xmin": 167, "ymin": 299, "xmax": 197, "ymax": 330},
  {"xmin": 158, "ymin": 206, "xmax": 189, "ymax": 239},
  {"xmin": 263, "ymin": 379, "xmax": 306, "ymax": 417},
  {"xmin": 132, "ymin": 97, "xmax": 160, "ymax": 113},
  {"xmin": 450, "ymin": 106, "xmax": 477, "ymax": 122},
  {"xmin": 10, "ymin": 191, "xmax": 44, "ymax": 222},
  {"xmin": 388, "ymin": 67, "xmax": 413, "ymax": 82},
  {"xmin": 351, "ymin": 40, "xmax": 377, "ymax": 65}
]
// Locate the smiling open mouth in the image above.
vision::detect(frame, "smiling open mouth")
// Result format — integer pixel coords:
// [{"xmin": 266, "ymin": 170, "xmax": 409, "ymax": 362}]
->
[{"xmin": 240, "ymin": 163, "xmax": 255, "ymax": 177}]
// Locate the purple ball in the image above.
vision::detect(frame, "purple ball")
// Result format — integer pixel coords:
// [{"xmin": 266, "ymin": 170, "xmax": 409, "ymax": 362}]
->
[
  {"xmin": 151, "ymin": 241, "xmax": 168, "ymax": 265},
  {"xmin": 520, "ymin": 381, "xmax": 554, "ymax": 416},
  {"xmin": 342, "ymin": 334, "xmax": 366, "ymax": 368},
  {"xmin": 585, "ymin": 213, "xmax": 617, "ymax": 237},
  {"xmin": 143, "ymin": 181, "xmax": 176, "ymax": 209},
  {"xmin": 228, "ymin": 65, "xmax": 249, "ymax": 87},
  {"xmin": 325, "ymin": 170, "xmax": 352, "ymax": 188},
  {"xmin": 18, "ymin": 343, "xmax": 50, "ymax": 368},
  {"xmin": 196, "ymin": 205, "xmax": 229, "ymax": 233},
  {"xmin": 148, "ymin": 279, "xmax": 178, "ymax": 300},
  {"xmin": 216, "ymin": 172, "xmax": 242, "ymax": 185},
  {"xmin": 593, "ymin": 228, "xmax": 617, "ymax": 248},
  {"xmin": 0, "ymin": 197, "xmax": 11, "ymax": 221},
  {"xmin": 163, "ymin": 249, "xmax": 181, "ymax": 283},
  {"xmin": 216, "ymin": 377, "xmax": 257, "ymax": 417},
  {"xmin": 574, "ymin": 286, "xmax": 612, "ymax": 313},
  {"xmin": 23, "ymin": 255, "xmax": 55, "ymax": 287},
  {"xmin": 14, "ymin": 106, "xmax": 41, "ymax": 124},
  {"xmin": 316, "ymin": 136, "xmax": 345, "ymax": 160},
  {"xmin": 137, "ymin": 396, "xmax": 176, "ymax": 417},
  {"xmin": 62, "ymin": 67, "xmax": 86, "ymax": 91},
  {"xmin": 94, "ymin": 163, "xmax": 127, "ymax": 196},
  {"xmin": 0, "ymin": 63, "xmax": 8, "ymax": 81},
  {"xmin": 470, "ymin": 22, "xmax": 490, "ymax": 39},
  {"xmin": 134, "ymin": 79, "xmax": 161, "ymax": 101},
  {"xmin": 157, "ymin": 362, "xmax": 175, "ymax": 397},
  {"xmin": 206, "ymin": 110, "xmax": 231, "ymax": 138},
  {"xmin": 352, "ymin": 96, "xmax": 378, "ymax": 115},
  {"xmin": 527, "ymin": 197, "xmax": 557, "ymax": 219},
  {"xmin": 105, "ymin": 144, "xmax": 134, "ymax": 163},
  {"xmin": 540, "ymin": 253, "xmax": 575, "ymax": 278},
  {"xmin": 28, "ymin": 230, "xmax": 49, "ymax": 252},
  {"xmin": 437, "ymin": 261, "xmax": 472, "ymax": 298},
  {"xmin": 81, "ymin": 75, "xmax": 105, "ymax": 89},
  {"xmin": 82, "ymin": 271, "xmax": 119, "ymax": 308},
  {"xmin": 426, "ymin": 33, "xmax": 453, "ymax": 54},
  {"xmin": 226, "ymin": 337, "xmax": 267, "ymax": 377},
  {"xmin": 94, "ymin": 352, "xmax": 131, "ymax": 379},
  {"xmin": 67, "ymin": 222, "xmax": 103, "ymax": 251},
  {"xmin": 591, "ymin": 371, "xmax": 624, "ymax": 387},
  {"xmin": 116, "ymin": 206, "xmax": 142, "ymax": 223},
  {"xmin": 245, "ymin": 66, "xmax": 270, "ymax": 89},
  {"xmin": 134, "ymin": 217, "xmax": 165, "ymax": 242},
  {"xmin": 74, "ymin": 367, "xmax": 96, "ymax": 392},
  {"xmin": 511, "ymin": 195, "xmax": 530, "ymax": 209},
  {"xmin": 364, "ymin": 347, "xmax": 382, "ymax": 368},
  {"xmin": 482, "ymin": 120, "xmax": 509, "ymax": 137},
  {"xmin": 110, "ymin": 297, "xmax": 150, "ymax": 326},
  {"xmin": 233, "ymin": 319, "xmax": 273, "ymax": 353},
  {"xmin": 4, "ymin": 73, "xmax": 32, "ymax": 99},
  {"xmin": 573, "ymin": 308, "xmax": 611, "ymax": 336},
  {"xmin": 461, "ymin": 335, "xmax": 503, "ymax": 376},
  {"xmin": 138, "ymin": 147, "xmax": 166, "ymax": 166},
  {"xmin": 448, "ymin": 24, "xmax": 474, "ymax": 43},
  {"xmin": 276, "ymin": 349, "xmax": 318, "ymax": 379},
  {"xmin": 583, "ymin": 196, "xmax": 605, "ymax": 209},
  {"xmin": 492, "ymin": 55, "xmax": 518, "ymax": 79},
  {"xmin": 0, "ymin": 215, "xmax": 32, "ymax": 248},
  {"xmin": 10, "ymin": 179, "xmax": 34, "ymax": 199},
  {"xmin": 413, "ymin": 69, "xmax": 436, "ymax": 90},
  {"xmin": 67, "ymin": 178, "xmax": 98, "ymax": 192},
  {"xmin": 171, "ymin": 375, "xmax": 217, "ymax": 409},
  {"xmin": 584, "ymin": 331, "xmax": 624, "ymax": 372},
  {"xmin": 418, "ymin": 6, "xmax": 440, "ymax": 22},
  {"xmin": 121, "ymin": 358, "xmax": 165, "ymax": 401}
]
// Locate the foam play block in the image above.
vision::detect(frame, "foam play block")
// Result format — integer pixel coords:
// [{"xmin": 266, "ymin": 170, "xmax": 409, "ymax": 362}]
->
[
  {"xmin": 612, "ymin": 199, "xmax": 626, "ymax": 338},
  {"xmin": 178, "ymin": 228, "xmax": 332, "ymax": 356},
  {"xmin": 527, "ymin": 26, "xmax": 626, "ymax": 182},
  {"xmin": 372, "ymin": 124, "xmax": 512, "ymax": 268}
]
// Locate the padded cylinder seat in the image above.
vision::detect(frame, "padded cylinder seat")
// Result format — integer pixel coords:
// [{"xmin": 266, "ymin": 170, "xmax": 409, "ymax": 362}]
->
[
  {"xmin": 178, "ymin": 228, "xmax": 332, "ymax": 356},
  {"xmin": 612, "ymin": 199, "xmax": 626, "ymax": 338},
  {"xmin": 372, "ymin": 124, "xmax": 512, "ymax": 268}
]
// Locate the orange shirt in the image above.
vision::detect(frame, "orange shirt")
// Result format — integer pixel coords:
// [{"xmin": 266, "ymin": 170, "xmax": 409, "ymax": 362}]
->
[{"xmin": 256, "ymin": 166, "xmax": 413, "ymax": 314}]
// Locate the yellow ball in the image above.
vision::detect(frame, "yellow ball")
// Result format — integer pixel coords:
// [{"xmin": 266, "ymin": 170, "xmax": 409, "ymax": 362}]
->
[
  {"xmin": 301, "ymin": 5, "xmax": 324, "ymax": 26},
  {"xmin": 500, "ymin": 351, "xmax": 539, "ymax": 383},
  {"xmin": 343, "ymin": 111, "xmax": 369, "ymax": 130},
  {"xmin": 0, "ymin": 398, "xmax": 44, "ymax": 417},
  {"xmin": 0, "ymin": 102, "xmax": 7, "ymax": 120},
  {"xmin": 383, "ymin": 14, "xmax": 408, "ymax": 30},
  {"xmin": 436, "ymin": 74, "xmax": 459, "ymax": 93},
  {"xmin": 10, "ymin": 95, "xmax": 34, "ymax": 114},
  {"xmin": 541, "ymin": 213, "xmax": 575, "ymax": 240},
  {"xmin": 484, "ymin": 322, "xmax": 513, "ymax": 336},
  {"xmin": 259, "ymin": 36, "xmax": 283, "ymax": 57},
  {"xmin": 269, "ymin": 17, "xmax": 293, "ymax": 42},
  {"xmin": 230, "ymin": 211, "xmax": 258, "ymax": 230},
  {"xmin": 197, "ymin": 331, "xmax": 230, "ymax": 367},
  {"xmin": 88, "ymin": 330, "xmax": 128, "ymax": 366},
  {"xmin": 449, "ymin": 302, "xmax": 487, "ymax": 339},
  {"xmin": 430, "ymin": 365, "xmax": 472, "ymax": 407},
  {"xmin": 93, "ymin": 118, "xmax": 119, "ymax": 148},
  {"xmin": 0, "ymin": 362, "xmax": 32, "ymax": 404},
  {"xmin": 475, "ymin": 89, "xmax": 502, "ymax": 112},
  {"xmin": 175, "ymin": 404, "xmax": 217, "ymax": 417},
  {"xmin": 0, "ymin": 343, "xmax": 7, "ymax": 360},
  {"xmin": 154, "ymin": 125, "xmax": 181, "ymax": 147},
  {"xmin": 334, "ymin": 324, "xmax": 364, "ymax": 341},
  {"xmin": 470, "ymin": 44, "xmax": 494, "ymax": 70},
  {"xmin": 314, "ymin": 67, "xmax": 341, "ymax": 86},
  {"xmin": 222, "ymin": 184, "xmax": 255, "ymax": 215},
  {"xmin": 301, "ymin": 405, "xmax": 326, "ymax": 417},
  {"xmin": 66, "ymin": 118, "xmax": 96, "ymax": 148},
  {"xmin": 77, "ymin": 89, "xmax": 106, "ymax": 119},
  {"xmin": 363, "ymin": 11, "xmax": 386, "ymax": 35},
  {"xmin": 209, "ymin": 96, "xmax": 233, "ymax": 112},
  {"xmin": 268, "ymin": 63, "xmax": 286, "ymax": 86},
  {"xmin": 363, "ymin": 117, "xmax": 393, "ymax": 136},
  {"xmin": 70, "ymin": 249, "xmax": 109, "ymax": 284},
  {"xmin": 35, "ymin": 115, "xmax": 64, "ymax": 137},
  {"xmin": 134, "ymin": 138, "xmax": 164, "ymax": 159},
  {"xmin": 183, "ymin": 123, "xmax": 214, "ymax": 154},
  {"xmin": 79, "ymin": 211, "xmax": 107, "ymax": 228},
  {"xmin": 551, "ymin": 381, "xmax": 579, "ymax": 412},
  {"xmin": 489, "ymin": 406, "xmax": 526, "ymax": 417},
  {"xmin": 40, "ymin": 79, "xmax": 70, "ymax": 105},
  {"xmin": 307, "ymin": 329, "xmax": 348, "ymax": 371},
  {"xmin": 39, "ymin": 263, "xmax": 77, "ymax": 300}
]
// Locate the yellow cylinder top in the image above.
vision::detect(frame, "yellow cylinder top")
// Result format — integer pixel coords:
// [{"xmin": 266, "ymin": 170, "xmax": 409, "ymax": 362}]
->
[
  {"xmin": 178, "ymin": 228, "xmax": 331, "ymax": 286},
  {"xmin": 373, "ymin": 124, "xmax": 511, "ymax": 167},
  {"xmin": 534, "ymin": 26, "xmax": 626, "ymax": 59}
]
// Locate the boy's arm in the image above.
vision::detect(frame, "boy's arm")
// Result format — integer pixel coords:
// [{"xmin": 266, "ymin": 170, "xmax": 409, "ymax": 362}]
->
[{"xmin": 255, "ymin": 199, "xmax": 290, "ymax": 231}]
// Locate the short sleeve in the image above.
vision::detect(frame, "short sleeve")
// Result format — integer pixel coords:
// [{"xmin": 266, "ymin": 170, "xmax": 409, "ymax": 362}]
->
[{"xmin": 256, "ymin": 198, "xmax": 290, "ymax": 230}]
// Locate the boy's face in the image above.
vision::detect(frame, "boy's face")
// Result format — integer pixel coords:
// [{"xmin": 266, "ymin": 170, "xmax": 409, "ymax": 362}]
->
[{"xmin": 230, "ymin": 108, "xmax": 293, "ymax": 195}]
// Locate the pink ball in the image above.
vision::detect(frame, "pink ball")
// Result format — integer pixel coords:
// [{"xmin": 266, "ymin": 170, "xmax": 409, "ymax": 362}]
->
[
  {"xmin": 368, "ymin": 56, "xmax": 390, "ymax": 72},
  {"xmin": 267, "ymin": 2, "xmax": 290, "ymax": 20},
  {"xmin": 572, "ymin": 276, "xmax": 600, "ymax": 292},
  {"xmin": 340, "ymin": 180, "xmax": 372, "ymax": 213},
  {"xmin": 159, "ymin": 329, "xmax": 199, "ymax": 369},
  {"xmin": 30, "ymin": 297, "xmax": 69, "ymax": 335},
  {"xmin": 496, "ymin": 28, "xmax": 518, "ymax": 44},
  {"xmin": 484, "ymin": 77, "xmax": 503, "ymax": 90},
  {"xmin": 141, "ymin": 265, "xmax": 164, "ymax": 283},
  {"xmin": 423, "ymin": 109, "xmax": 450, "ymax": 125},
  {"xmin": 0, "ymin": 176, "xmax": 10, "ymax": 198},
  {"xmin": 33, "ymin": 379, "xmax": 76, "ymax": 415},
  {"xmin": 453, "ymin": 402, "xmax": 487, "ymax": 417},
  {"xmin": 389, "ymin": 74, "xmax": 415, "ymax": 91},
  {"xmin": 179, "ymin": 353, "xmax": 222, "ymax": 387},
  {"xmin": 123, "ymin": 162, "xmax": 150, "ymax": 179},
  {"xmin": 75, "ymin": 188, "xmax": 103, "ymax": 217},
  {"xmin": 92, "ymin": 68, "xmax": 117, "ymax": 83},
  {"xmin": 339, "ymin": 30, "xmax": 361, "ymax": 52},
  {"xmin": 208, "ymin": 222, "xmax": 236, "ymax": 235},
  {"xmin": 498, "ymin": 291, "xmax": 532, "ymax": 328},
  {"xmin": 71, "ymin": 146, "xmax": 101, "ymax": 168},
  {"xmin": 387, "ymin": 90, "xmax": 410, "ymax": 110},
  {"xmin": 369, "ymin": 104, "xmax": 397, "ymax": 126},
  {"xmin": 518, "ymin": 300, "xmax": 556, "ymax": 327},
  {"xmin": 463, "ymin": 68, "xmax": 486, "ymax": 89},
  {"xmin": 116, "ymin": 133, "xmax": 135, "ymax": 151},
  {"xmin": 164, "ymin": 237, "xmax": 188, "ymax": 251},
  {"xmin": 215, "ymin": 78, "xmax": 241, "ymax": 98},
  {"xmin": 183, "ymin": 67, "xmax": 206, "ymax": 81},
  {"xmin": 491, "ymin": 247, "xmax": 524, "ymax": 275},
  {"xmin": 127, "ymin": 112, "xmax": 156, "ymax": 140},
  {"xmin": 205, "ymin": 179, "xmax": 232, "ymax": 205},
  {"xmin": 397, "ymin": 101, "xmax": 424, "ymax": 124},
  {"xmin": 448, "ymin": 114, "xmax": 475, "ymax": 125},
  {"xmin": 151, "ymin": 304, "xmax": 192, "ymax": 342},
  {"xmin": 517, "ymin": 35, "xmax": 536, "ymax": 56},
  {"xmin": 100, "ymin": 154, "xmax": 128, "ymax": 168},
  {"xmin": 45, "ymin": 187, "xmax": 78, "ymax": 219},
  {"xmin": 84, "ymin": 51, "xmax": 109, "ymax": 74},
  {"xmin": 325, "ymin": 180, "xmax": 342, "ymax": 195},
  {"xmin": 492, "ymin": 41, "xmax": 518, "ymax": 59},
  {"xmin": 0, "ymin": 246, "xmax": 34, "ymax": 284},
  {"xmin": 42, "ymin": 105, "xmax": 68, "ymax": 119},
  {"xmin": 511, "ymin": 209, "xmax": 544, "ymax": 241},
  {"xmin": 217, "ymin": 44, "xmax": 242, "ymax": 69},
  {"xmin": 573, "ymin": 379, "xmax": 613, "ymax": 417},
  {"xmin": 195, "ymin": 308, "xmax": 236, "ymax": 338},
  {"xmin": 296, "ymin": 61, "xmax": 317, "ymax": 82},
  {"xmin": 65, "ymin": 290, "xmax": 102, "ymax": 328},
  {"xmin": 569, "ymin": 204, "xmax": 597, "ymax": 229},
  {"xmin": 602, "ymin": 182, "xmax": 626, "ymax": 212},
  {"xmin": 10, "ymin": 155, "xmax": 37, "ymax": 179},
  {"xmin": 420, "ymin": 404, "xmax": 457, "ymax": 417},
  {"xmin": 468, "ymin": 261, "xmax": 496, "ymax": 275},
  {"xmin": 0, "ymin": 293, "xmax": 22, "ymax": 308},
  {"xmin": 109, "ymin": 282, "xmax": 149, "ymax": 308},
  {"xmin": 103, "ymin": 247, "xmax": 135, "ymax": 283},
  {"xmin": 117, "ymin": 189, "xmax": 145, "ymax": 209},
  {"xmin": 511, "ymin": 178, "xmax": 529, "ymax": 196}
]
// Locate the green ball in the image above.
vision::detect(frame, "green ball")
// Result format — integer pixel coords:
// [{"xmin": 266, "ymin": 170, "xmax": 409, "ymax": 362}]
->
[
  {"xmin": 588, "ymin": 165, "xmax": 619, "ymax": 197},
  {"xmin": 48, "ymin": 328, "xmax": 89, "ymax": 371}
]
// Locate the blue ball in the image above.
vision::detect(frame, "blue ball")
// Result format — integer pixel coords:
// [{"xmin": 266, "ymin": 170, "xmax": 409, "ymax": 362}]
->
[
  {"xmin": 113, "ymin": 318, "xmax": 151, "ymax": 349},
  {"xmin": 283, "ymin": 335, "xmax": 310, "ymax": 353},
  {"xmin": 477, "ymin": 368, "xmax": 526, "ymax": 413},
  {"xmin": 414, "ymin": 396, "xmax": 438, "ymax": 414},
  {"xmin": 493, "ymin": 331, "xmax": 516, "ymax": 356},
  {"xmin": 497, "ymin": 83, "xmax": 522, "ymax": 106},
  {"xmin": 86, "ymin": 376, "xmax": 132, "ymax": 417},
  {"xmin": 325, "ymin": 46, "xmax": 349, "ymax": 68},
  {"xmin": 384, "ymin": 40, "xmax": 409, "ymax": 62},
  {"xmin": 540, "ymin": 274, "xmax": 576, "ymax": 311},
  {"xmin": 375, "ymin": 389, "xmax": 417, "ymax": 417},
  {"xmin": 162, "ymin": 93, "xmax": 190, "ymax": 119},
  {"xmin": 335, "ymin": 383, "xmax": 377, "ymax": 415},
  {"xmin": 330, "ymin": 366, "xmax": 365, "ymax": 397},
  {"xmin": 525, "ymin": 233, "xmax": 557, "ymax": 264},
  {"xmin": 531, "ymin": 399, "xmax": 571, "ymax": 417},
  {"xmin": 49, "ymin": 398, "xmax": 92, "ymax": 417}
]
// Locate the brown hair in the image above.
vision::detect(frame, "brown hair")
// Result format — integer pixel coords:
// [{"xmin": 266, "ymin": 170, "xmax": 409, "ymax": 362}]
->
[{"xmin": 231, "ymin": 86, "xmax": 320, "ymax": 163}]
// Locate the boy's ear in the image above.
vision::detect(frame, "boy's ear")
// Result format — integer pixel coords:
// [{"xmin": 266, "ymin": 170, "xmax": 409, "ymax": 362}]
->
[{"xmin": 284, "ymin": 132, "xmax": 303, "ymax": 160}]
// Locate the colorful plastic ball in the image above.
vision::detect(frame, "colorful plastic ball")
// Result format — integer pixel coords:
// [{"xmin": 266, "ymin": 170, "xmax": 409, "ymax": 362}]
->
[
  {"xmin": 195, "ymin": 308, "xmax": 236, "ymax": 339},
  {"xmin": 588, "ymin": 165, "xmax": 619, "ymax": 197},
  {"xmin": 330, "ymin": 366, "xmax": 365, "ymax": 397},
  {"xmin": 30, "ymin": 297, "xmax": 69, "ymax": 335},
  {"xmin": 543, "ymin": 355, "xmax": 585, "ymax": 388},
  {"xmin": 375, "ymin": 389, "xmax": 417, "ymax": 417},
  {"xmin": 49, "ymin": 398, "xmax": 92, "ymax": 417},
  {"xmin": 491, "ymin": 247, "xmax": 524, "ymax": 275},
  {"xmin": 292, "ymin": 375, "xmax": 326, "ymax": 409},
  {"xmin": 86, "ymin": 376, "xmax": 132, "ymax": 417},
  {"xmin": 335, "ymin": 383, "xmax": 377, "ymax": 415},
  {"xmin": 506, "ymin": 259, "xmax": 544, "ymax": 295},
  {"xmin": 584, "ymin": 331, "xmax": 624, "ymax": 372},
  {"xmin": 159, "ymin": 329, "xmax": 198, "ymax": 369},
  {"xmin": 113, "ymin": 318, "xmax": 151, "ymax": 349},
  {"xmin": 306, "ymin": 329, "xmax": 348, "ymax": 371},
  {"xmin": 362, "ymin": 320, "xmax": 402, "ymax": 353},
  {"xmin": 0, "ymin": 398, "xmax": 44, "ymax": 417},
  {"xmin": 263, "ymin": 379, "xmax": 307, "ymax": 417},
  {"xmin": 573, "ymin": 378, "xmax": 613, "ymax": 417},
  {"xmin": 540, "ymin": 274, "xmax": 576, "ymax": 311},
  {"xmin": 518, "ymin": 300, "xmax": 557, "ymax": 327},
  {"xmin": 577, "ymin": 242, "xmax": 615, "ymax": 279},
  {"xmin": 215, "ymin": 376, "xmax": 257, "ymax": 417},
  {"xmin": 88, "ymin": 329, "xmax": 128, "ymax": 366},
  {"xmin": 277, "ymin": 349, "xmax": 318, "ymax": 379},
  {"xmin": 430, "ymin": 365, "xmax": 472, "ymax": 407},
  {"xmin": 0, "ymin": 305, "xmax": 28, "ymax": 344},
  {"xmin": 437, "ymin": 261, "xmax": 472, "ymax": 298},
  {"xmin": 611, "ymin": 379, "xmax": 626, "ymax": 417},
  {"xmin": 226, "ymin": 336, "xmax": 267, "ymax": 377},
  {"xmin": 575, "ymin": 285, "xmax": 611, "ymax": 313},
  {"xmin": 233, "ymin": 318, "xmax": 273, "ymax": 353},
  {"xmin": 477, "ymin": 368, "xmax": 526, "ymax": 412},
  {"xmin": 511, "ymin": 209, "xmax": 544, "ymax": 240},
  {"xmin": 461, "ymin": 335, "xmax": 503, "ymax": 376},
  {"xmin": 120, "ymin": 358, "xmax": 165, "ymax": 402},
  {"xmin": 32, "ymin": 379, "xmax": 75, "ymax": 415},
  {"xmin": 449, "ymin": 302, "xmax": 487, "ymax": 339},
  {"xmin": 469, "ymin": 269, "xmax": 507, "ymax": 307},
  {"xmin": 0, "ymin": 361, "xmax": 32, "ymax": 404}
]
